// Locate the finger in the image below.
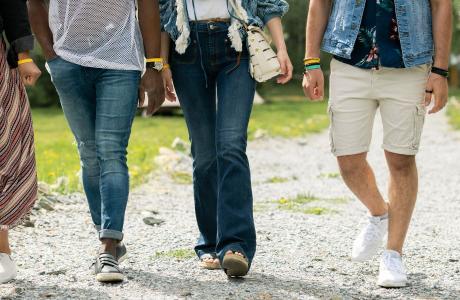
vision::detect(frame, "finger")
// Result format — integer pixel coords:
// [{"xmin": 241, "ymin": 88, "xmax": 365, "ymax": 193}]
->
[
  {"xmin": 147, "ymin": 94, "xmax": 155, "ymax": 115},
  {"xmin": 166, "ymin": 80, "xmax": 177, "ymax": 101},
  {"xmin": 287, "ymin": 63, "xmax": 293, "ymax": 81},
  {"xmin": 23, "ymin": 76, "xmax": 33, "ymax": 86},
  {"xmin": 138, "ymin": 86, "xmax": 145, "ymax": 108},
  {"xmin": 277, "ymin": 74, "xmax": 289, "ymax": 85},
  {"xmin": 151, "ymin": 93, "xmax": 165, "ymax": 115},
  {"xmin": 317, "ymin": 75, "xmax": 325, "ymax": 100},
  {"xmin": 308, "ymin": 80, "xmax": 317, "ymax": 100},
  {"xmin": 424, "ymin": 83, "xmax": 433, "ymax": 107},
  {"xmin": 429, "ymin": 93, "xmax": 447, "ymax": 114},
  {"xmin": 302, "ymin": 78, "xmax": 310, "ymax": 98},
  {"xmin": 279, "ymin": 59, "xmax": 287, "ymax": 75}
]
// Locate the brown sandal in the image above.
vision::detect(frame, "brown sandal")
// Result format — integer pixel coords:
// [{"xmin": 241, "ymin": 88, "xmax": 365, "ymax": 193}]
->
[
  {"xmin": 222, "ymin": 251, "xmax": 249, "ymax": 277},
  {"xmin": 199, "ymin": 254, "xmax": 221, "ymax": 270}
]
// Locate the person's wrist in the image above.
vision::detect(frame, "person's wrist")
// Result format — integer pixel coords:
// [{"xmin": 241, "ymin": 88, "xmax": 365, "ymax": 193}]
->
[
  {"xmin": 433, "ymin": 59, "xmax": 449, "ymax": 70},
  {"xmin": 18, "ymin": 51, "xmax": 31, "ymax": 60},
  {"xmin": 275, "ymin": 42, "xmax": 287, "ymax": 53},
  {"xmin": 431, "ymin": 66, "xmax": 449, "ymax": 79}
]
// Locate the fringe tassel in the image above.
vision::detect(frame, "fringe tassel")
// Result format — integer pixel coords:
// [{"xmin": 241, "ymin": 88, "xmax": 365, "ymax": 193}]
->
[
  {"xmin": 227, "ymin": 0, "xmax": 250, "ymax": 52},
  {"xmin": 175, "ymin": 0, "xmax": 190, "ymax": 54},
  {"xmin": 228, "ymin": 20, "xmax": 243, "ymax": 52}
]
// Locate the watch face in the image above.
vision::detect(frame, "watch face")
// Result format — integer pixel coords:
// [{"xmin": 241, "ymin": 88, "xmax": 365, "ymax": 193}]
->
[
  {"xmin": 146, "ymin": 61, "xmax": 163, "ymax": 71},
  {"xmin": 154, "ymin": 61, "xmax": 164, "ymax": 71}
]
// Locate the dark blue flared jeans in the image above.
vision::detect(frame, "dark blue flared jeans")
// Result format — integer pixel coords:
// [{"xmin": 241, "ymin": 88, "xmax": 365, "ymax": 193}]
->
[{"xmin": 171, "ymin": 21, "xmax": 257, "ymax": 265}]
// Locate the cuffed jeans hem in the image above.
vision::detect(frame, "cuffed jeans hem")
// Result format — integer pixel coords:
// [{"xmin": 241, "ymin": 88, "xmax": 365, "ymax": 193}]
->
[
  {"xmin": 333, "ymin": 146, "xmax": 369, "ymax": 157},
  {"xmin": 195, "ymin": 247, "xmax": 217, "ymax": 259},
  {"xmin": 218, "ymin": 243, "xmax": 252, "ymax": 268},
  {"xmin": 94, "ymin": 225, "xmax": 101, "ymax": 239},
  {"xmin": 381, "ymin": 144, "xmax": 418, "ymax": 156},
  {"xmin": 99, "ymin": 229, "xmax": 123, "ymax": 241}
]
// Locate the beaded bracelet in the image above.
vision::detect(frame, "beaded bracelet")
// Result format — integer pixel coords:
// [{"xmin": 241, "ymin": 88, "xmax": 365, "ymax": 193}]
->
[{"xmin": 18, "ymin": 58, "xmax": 33, "ymax": 65}]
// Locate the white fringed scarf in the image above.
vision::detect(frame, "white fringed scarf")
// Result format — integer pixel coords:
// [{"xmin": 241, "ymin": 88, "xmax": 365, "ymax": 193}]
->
[{"xmin": 174, "ymin": 0, "xmax": 248, "ymax": 54}]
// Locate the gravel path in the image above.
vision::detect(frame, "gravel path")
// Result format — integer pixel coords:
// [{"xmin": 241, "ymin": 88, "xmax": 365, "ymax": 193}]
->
[{"xmin": 2, "ymin": 111, "xmax": 460, "ymax": 299}]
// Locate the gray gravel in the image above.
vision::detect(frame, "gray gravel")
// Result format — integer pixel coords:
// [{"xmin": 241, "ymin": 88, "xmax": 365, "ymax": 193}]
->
[{"xmin": 2, "ymin": 111, "xmax": 460, "ymax": 299}]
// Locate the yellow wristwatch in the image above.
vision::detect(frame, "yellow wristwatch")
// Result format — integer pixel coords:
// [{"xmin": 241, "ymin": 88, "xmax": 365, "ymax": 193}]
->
[{"xmin": 146, "ymin": 58, "xmax": 164, "ymax": 71}]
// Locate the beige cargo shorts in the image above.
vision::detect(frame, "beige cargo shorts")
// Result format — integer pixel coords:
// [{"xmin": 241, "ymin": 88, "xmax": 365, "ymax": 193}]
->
[{"xmin": 328, "ymin": 58, "xmax": 430, "ymax": 157}]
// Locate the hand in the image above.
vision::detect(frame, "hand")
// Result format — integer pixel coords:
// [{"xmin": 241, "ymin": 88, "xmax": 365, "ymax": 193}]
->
[
  {"xmin": 302, "ymin": 69, "xmax": 324, "ymax": 101},
  {"xmin": 44, "ymin": 51, "xmax": 58, "ymax": 62},
  {"xmin": 276, "ymin": 48, "xmax": 293, "ymax": 84},
  {"xmin": 139, "ymin": 69, "xmax": 165, "ymax": 115},
  {"xmin": 161, "ymin": 68, "xmax": 177, "ymax": 102},
  {"xmin": 424, "ymin": 73, "xmax": 448, "ymax": 114},
  {"xmin": 18, "ymin": 61, "xmax": 42, "ymax": 86}
]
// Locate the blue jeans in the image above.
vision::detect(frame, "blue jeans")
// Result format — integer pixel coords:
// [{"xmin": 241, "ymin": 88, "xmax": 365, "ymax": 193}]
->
[
  {"xmin": 47, "ymin": 57, "xmax": 140, "ymax": 241},
  {"xmin": 171, "ymin": 22, "xmax": 257, "ymax": 265}
]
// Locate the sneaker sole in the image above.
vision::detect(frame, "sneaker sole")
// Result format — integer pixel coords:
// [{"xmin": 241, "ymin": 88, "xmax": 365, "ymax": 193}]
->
[
  {"xmin": 377, "ymin": 280, "xmax": 407, "ymax": 288},
  {"xmin": 0, "ymin": 274, "xmax": 17, "ymax": 284},
  {"xmin": 96, "ymin": 273, "xmax": 124, "ymax": 282}
]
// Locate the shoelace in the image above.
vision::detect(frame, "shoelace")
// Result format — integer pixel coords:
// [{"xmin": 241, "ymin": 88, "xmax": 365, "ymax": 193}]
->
[
  {"xmin": 383, "ymin": 254, "xmax": 405, "ymax": 274},
  {"xmin": 362, "ymin": 219, "xmax": 383, "ymax": 242}
]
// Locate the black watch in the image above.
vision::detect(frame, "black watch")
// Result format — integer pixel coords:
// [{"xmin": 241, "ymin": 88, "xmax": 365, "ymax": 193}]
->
[{"xmin": 431, "ymin": 66, "xmax": 449, "ymax": 78}]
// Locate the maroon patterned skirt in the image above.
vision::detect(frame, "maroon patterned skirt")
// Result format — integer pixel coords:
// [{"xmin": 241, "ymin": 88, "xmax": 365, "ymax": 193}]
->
[{"xmin": 0, "ymin": 40, "xmax": 37, "ymax": 229}]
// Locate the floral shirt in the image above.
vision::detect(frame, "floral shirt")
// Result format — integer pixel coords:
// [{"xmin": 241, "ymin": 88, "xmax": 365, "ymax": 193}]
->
[{"xmin": 335, "ymin": 0, "xmax": 405, "ymax": 69}]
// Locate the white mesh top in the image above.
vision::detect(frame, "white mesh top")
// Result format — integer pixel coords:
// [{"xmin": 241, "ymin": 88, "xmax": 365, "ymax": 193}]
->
[{"xmin": 49, "ymin": 0, "xmax": 144, "ymax": 71}]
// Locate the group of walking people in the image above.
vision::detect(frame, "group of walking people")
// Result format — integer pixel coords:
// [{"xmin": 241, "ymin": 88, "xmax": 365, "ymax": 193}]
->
[{"xmin": 0, "ymin": 0, "xmax": 452, "ymax": 289}]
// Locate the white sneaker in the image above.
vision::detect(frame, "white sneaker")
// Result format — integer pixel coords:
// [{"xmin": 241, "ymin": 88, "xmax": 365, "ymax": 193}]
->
[
  {"xmin": 0, "ymin": 253, "xmax": 17, "ymax": 283},
  {"xmin": 351, "ymin": 215, "xmax": 388, "ymax": 261},
  {"xmin": 378, "ymin": 250, "xmax": 408, "ymax": 287}
]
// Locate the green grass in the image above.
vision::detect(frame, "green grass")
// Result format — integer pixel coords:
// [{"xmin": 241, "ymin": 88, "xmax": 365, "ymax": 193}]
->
[
  {"xmin": 318, "ymin": 172, "xmax": 341, "ymax": 179},
  {"xmin": 302, "ymin": 207, "xmax": 333, "ymax": 215},
  {"xmin": 264, "ymin": 176, "xmax": 290, "ymax": 184},
  {"xmin": 33, "ymin": 98, "xmax": 328, "ymax": 193},
  {"xmin": 249, "ymin": 102, "xmax": 328, "ymax": 138},
  {"xmin": 33, "ymin": 109, "xmax": 188, "ymax": 193},
  {"xmin": 275, "ymin": 193, "xmax": 320, "ymax": 212},
  {"xmin": 273, "ymin": 193, "xmax": 349, "ymax": 215},
  {"xmin": 152, "ymin": 248, "xmax": 195, "ymax": 261}
]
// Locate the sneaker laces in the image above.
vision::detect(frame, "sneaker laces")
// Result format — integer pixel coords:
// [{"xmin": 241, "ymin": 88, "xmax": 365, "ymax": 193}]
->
[
  {"xmin": 362, "ymin": 218, "xmax": 383, "ymax": 242},
  {"xmin": 382, "ymin": 252, "xmax": 405, "ymax": 274}
]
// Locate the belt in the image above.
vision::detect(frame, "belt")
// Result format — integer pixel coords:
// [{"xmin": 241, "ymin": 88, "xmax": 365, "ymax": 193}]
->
[{"xmin": 189, "ymin": 18, "xmax": 231, "ymax": 24}]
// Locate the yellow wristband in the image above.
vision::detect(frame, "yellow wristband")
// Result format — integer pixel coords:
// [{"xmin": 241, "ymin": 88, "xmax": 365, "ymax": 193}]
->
[
  {"xmin": 162, "ymin": 63, "xmax": 170, "ymax": 70},
  {"xmin": 145, "ymin": 58, "xmax": 163, "ymax": 63},
  {"xmin": 304, "ymin": 58, "xmax": 320, "ymax": 64},
  {"xmin": 18, "ymin": 58, "xmax": 33, "ymax": 65}
]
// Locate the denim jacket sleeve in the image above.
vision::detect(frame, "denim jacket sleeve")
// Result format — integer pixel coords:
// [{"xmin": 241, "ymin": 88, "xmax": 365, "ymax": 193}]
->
[
  {"xmin": 159, "ymin": 0, "xmax": 180, "ymax": 40},
  {"xmin": 256, "ymin": 0, "xmax": 289, "ymax": 25}
]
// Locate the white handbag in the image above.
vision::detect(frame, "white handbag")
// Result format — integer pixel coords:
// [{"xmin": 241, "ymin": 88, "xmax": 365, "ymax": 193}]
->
[{"xmin": 227, "ymin": 0, "xmax": 281, "ymax": 82}]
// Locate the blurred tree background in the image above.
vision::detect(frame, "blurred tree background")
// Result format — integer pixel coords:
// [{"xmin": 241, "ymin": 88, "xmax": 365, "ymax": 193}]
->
[{"xmin": 27, "ymin": 0, "xmax": 460, "ymax": 107}]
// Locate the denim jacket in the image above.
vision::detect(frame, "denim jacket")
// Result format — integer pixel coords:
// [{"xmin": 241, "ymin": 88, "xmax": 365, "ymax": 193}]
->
[
  {"xmin": 160, "ymin": 0, "xmax": 288, "ymax": 54},
  {"xmin": 322, "ymin": 0, "xmax": 433, "ymax": 67}
]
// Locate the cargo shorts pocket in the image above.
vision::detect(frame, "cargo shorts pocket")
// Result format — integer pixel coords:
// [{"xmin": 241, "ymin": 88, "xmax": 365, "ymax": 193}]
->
[{"xmin": 412, "ymin": 104, "xmax": 426, "ymax": 150}]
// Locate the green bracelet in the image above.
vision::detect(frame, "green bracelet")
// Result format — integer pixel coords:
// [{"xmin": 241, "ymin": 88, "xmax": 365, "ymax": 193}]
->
[{"xmin": 305, "ymin": 64, "xmax": 321, "ymax": 71}]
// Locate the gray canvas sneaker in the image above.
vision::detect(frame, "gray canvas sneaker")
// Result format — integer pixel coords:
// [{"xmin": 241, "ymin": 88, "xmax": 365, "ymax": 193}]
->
[{"xmin": 95, "ymin": 253, "xmax": 124, "ymax": 282}]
